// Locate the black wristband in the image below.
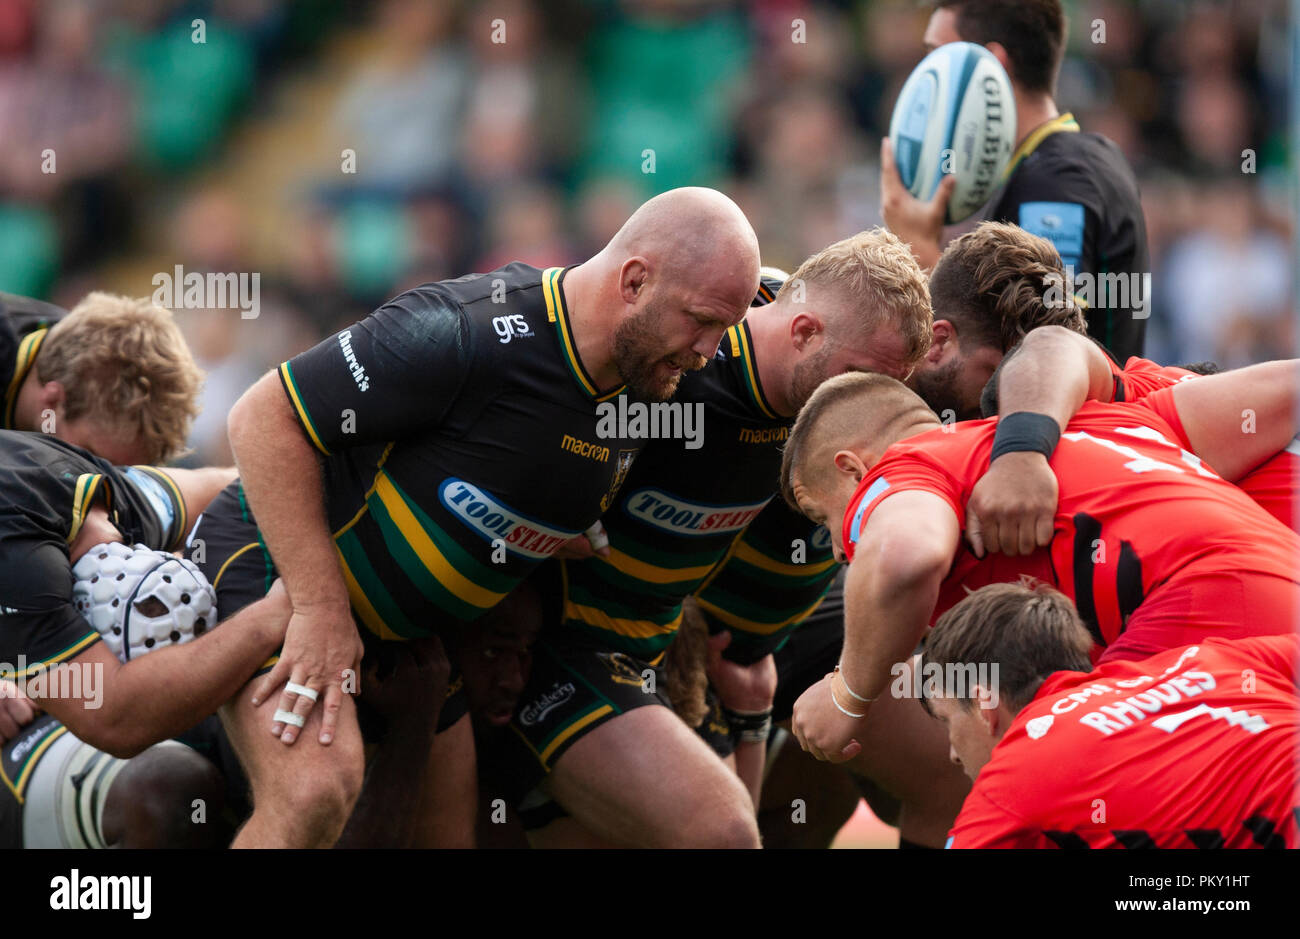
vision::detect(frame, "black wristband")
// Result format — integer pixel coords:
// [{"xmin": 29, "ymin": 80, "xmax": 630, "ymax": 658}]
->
[
  {"xmin": 989, "ymin": 411, "xmax": 1061, "ymax": 463},
  {"xmin": 723, "ymin": 707, "xmax": 773, "ymax": 745}
]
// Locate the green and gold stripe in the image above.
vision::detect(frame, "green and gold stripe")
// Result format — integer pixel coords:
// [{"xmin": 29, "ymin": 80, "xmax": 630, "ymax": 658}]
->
[
  {"xmin": 544, "ymin": 267, "xmax": 625, "ymax": 403},
  {"xmin": 727, "ymin": 323, "xmax": 778, "ymax": 419},
  {"xmin": 3, "ymin": 327, "xmax": 48, "ymax": 428},
  {"xmin": 0, "ymin": 723, "xmax": 68, "ymax": 802},
  {"xmin": 1002, "ymin": 112, "xmax": 1080, "ymax": 182},
  {"xmin": 278, "ymin": 361, "xmax": 330, "ymax": 455}
]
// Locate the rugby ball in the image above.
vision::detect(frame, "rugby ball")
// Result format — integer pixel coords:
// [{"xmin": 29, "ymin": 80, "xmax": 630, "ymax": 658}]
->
[
  {"xmin": 71, "ymin": 543, "xmax": 217, "ymax": 662},
  {"xmin": 888, "ymin": 42, "xmax": 1016, "ymax": 224}
]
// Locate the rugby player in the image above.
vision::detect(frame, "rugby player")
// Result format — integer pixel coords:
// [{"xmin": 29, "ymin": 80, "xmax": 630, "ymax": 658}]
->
[
  {"xmin": 882, "ymin": 0, "xmax": 1149, "ymax": 361},
  {"xmin": 965, "ymin": 324, "xmax": 1300, "ymax": 558},
  {"xmin": 2, "ymin": 291, "xmax": 202, "ymax": 465},
  {"xmin": 906, "ymin": 221, "xmax": 1089, "ymax": 422},
  {"xmin": 925, "ymin": 582, "xmax": 1299, "ymax": 848},
  {"xmin": 780, "ymin": 364, "xmax": 1300, "ymax": 761},
  {"xmin": 503, "ymin": 229, "xmax": 934, "ymax": 848},
  {"xmin": 0, "ymin": 431, "xmax": 288, "ymax": 765},
  {"xmin": 193, "ymin": 186, "xmax": 762, "ymax": 848}
]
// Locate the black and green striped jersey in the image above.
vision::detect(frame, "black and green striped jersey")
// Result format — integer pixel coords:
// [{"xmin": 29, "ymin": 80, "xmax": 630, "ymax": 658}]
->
[
  {"xmin": 277, "ymin": 263, "xmax": 642, "ymax": 640},
  {"xmin": 558, "ymin": 275, "xmax": 789, "ymax": 660},
  {"xmin": 1, "ymin": 293, "xmax": 66, "ymax": 429},
  {"xmin": 0, "ymin": 432, "xmax": 185, "ymax": 675},
  {"xmin": 693, "ymin": 497, "xmax": 838, "ymax": 664}
]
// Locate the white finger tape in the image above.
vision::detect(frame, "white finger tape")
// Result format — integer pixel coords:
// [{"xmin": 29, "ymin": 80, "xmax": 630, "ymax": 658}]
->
[
  {"xmin": 284, "ymin": 681, "xmax": 319, "ymax": 702},
  {"xmin": 274, "ymin": 709, "xmax": 306, "ymax": 728}
]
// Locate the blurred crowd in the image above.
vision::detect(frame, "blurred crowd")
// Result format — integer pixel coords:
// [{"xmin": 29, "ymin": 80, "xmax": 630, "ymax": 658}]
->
[{"xmin": 0, "ymin": 0, "xmax": 1293, "ymax": 464}]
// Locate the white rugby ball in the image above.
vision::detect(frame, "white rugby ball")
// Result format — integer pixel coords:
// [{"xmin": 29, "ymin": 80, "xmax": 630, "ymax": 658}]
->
[{"xmin": 888, "ymin": 42, "xmax": 1016, "ymax": 224}]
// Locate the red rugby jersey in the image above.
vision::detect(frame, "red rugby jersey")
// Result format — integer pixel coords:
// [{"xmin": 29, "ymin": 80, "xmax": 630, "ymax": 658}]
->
[
  {"xmin": 946, "ymin": 634, "xmax": 1300, "ymax": 848},
  {"xmin": 1111, "ymin": 355, "xmax": 1298, "ymax": 533},
  {"xmin": 842, "ymin": 393, "xmax": 1300, "ymax": 645}
]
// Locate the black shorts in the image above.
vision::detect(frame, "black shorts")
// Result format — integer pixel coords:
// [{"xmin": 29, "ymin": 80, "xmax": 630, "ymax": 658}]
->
[
  {"xmin": 191, "ymin": 480, "xmax": 467, "ymax": 735},
  {"xmin": 772, "ymin": 568, "xmax": 845, "ymax": 724},
  {"xmin": 506, "ymin": 632, "xmax": 669, "ymax": 784}
]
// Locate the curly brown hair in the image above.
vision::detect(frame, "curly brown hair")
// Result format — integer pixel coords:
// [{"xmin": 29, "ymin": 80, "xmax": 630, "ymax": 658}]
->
[{"xmin": 928, "ymin": 221, "xmax": 1088, "ymax": 354}]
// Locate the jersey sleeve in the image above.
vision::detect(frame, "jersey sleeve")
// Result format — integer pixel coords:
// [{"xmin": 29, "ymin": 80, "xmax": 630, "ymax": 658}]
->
[
  {"xmin": 0, "ymin": 539, "xmax": 100, "ymax": 674},
  {"xmin": 1115, "ymin": 358, "xmax": 1196, "ymax": 403},
  {"xmin": 846, "ymin": 447, "xmax": 967, "ymax": 555},
  {"xmin": 945, "ymin": 786, "xmax": 1053, "ymax": 849},
  {"xmin": 114, "ymin": 466, "xmax": 187, "ymax": 552},
  {"xmin": 1133, "ymin": 385, "xmax": 1194, "ymax": 452},
  {"xmin": 278, "ymin": 287, "xmax": 475, "ymax": 453}
]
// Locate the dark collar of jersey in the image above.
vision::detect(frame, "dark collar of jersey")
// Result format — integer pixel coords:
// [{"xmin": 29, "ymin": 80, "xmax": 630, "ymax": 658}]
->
[
  {"xmin": 543, "ymin": 266, "xmax": 626, "ymax": 403},
  {"xmin": 1001, "ymin": 112, "xmax": 1080, "ymax": 183},
  {"xmin": 3, "ymin": 327, "xmax": 48, "ymax": 429},
  {"xmin": 725, "ymin": 321, "xmax": 779, "ymax": 419}
]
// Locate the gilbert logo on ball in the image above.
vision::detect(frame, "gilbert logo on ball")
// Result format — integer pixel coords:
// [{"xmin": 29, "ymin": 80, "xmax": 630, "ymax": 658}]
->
[{"xmin": 889, "ymin": 41, "xmax": 1016, "ymax": 224}]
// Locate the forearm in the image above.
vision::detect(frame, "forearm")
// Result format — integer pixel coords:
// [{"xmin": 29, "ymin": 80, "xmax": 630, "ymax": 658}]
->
[
  {"xmin": 228, "ymin": 374, "xmax": 349, "ymax": 610},
  {"xmin": 732, "ymin": 741, "xmax": 766, "ymax": 809},
  {"xmin": 997, "ymin": 327, "xmax": 1112, "ymax": 427},
  {"xmin": 838, "ymin": 560, "xmax": 944, "ymax": 702},
  {"xmin": 48, "ymin": 595, "xmax": 285, "ymax": 757},
  {"xmin": 336, "ymin": 718, "xmax": 440, "ymax": 848}
]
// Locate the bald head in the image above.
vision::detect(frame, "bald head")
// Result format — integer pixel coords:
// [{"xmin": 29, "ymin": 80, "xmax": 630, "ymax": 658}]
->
[
  {"xmin": 607, "ymin": 187, "xmax": 760, "ymax": 303},
  {"xmin": 780, "ymin": 371, "xmax": 939, "ymax": 512}
]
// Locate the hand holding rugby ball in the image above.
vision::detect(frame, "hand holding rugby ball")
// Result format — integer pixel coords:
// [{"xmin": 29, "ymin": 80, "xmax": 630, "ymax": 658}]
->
[{"xmin": 888, "ymin": 42, "xmax": 1017, "ymax": 224}]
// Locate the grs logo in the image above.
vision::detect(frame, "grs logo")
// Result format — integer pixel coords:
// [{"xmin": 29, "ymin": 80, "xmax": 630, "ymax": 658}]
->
[{"xmin": 492, "ymin": 314, "xmax": 533, "ymax": 343}]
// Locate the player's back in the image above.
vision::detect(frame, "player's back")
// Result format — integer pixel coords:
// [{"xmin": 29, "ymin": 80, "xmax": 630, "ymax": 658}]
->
[
  {"xmin": 948, "ymin": 635, "xmax": 1300, "ymax": 848},
  {"xmin": 986, "ymin": 123, "xmax": 1149, "ymax": 360},
  {"xmin": 860, "ymin": 395, "xmax": 1299, "ymax": 648}
]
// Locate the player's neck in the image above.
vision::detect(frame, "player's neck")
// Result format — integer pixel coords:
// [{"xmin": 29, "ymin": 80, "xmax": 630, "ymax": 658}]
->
[
  {"xmin": 557, "ymin": 260, "xmax": 621, "ymax": 391},
  {"xmin": 744, "ymin": 311, "xmax": 794, "ymax": 417},
  {"xmin": 11, "ymin": 364, "xmax": 43, "ymax": 431},
  {"xmin": 1013, "ymin": 91, "xmax": 1060, "ymax": 149}
]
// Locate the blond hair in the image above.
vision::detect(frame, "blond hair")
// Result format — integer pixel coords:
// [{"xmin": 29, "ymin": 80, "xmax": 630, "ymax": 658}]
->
[
  {"xmin": 38, "ymin": 292, "xmax": 203, "ymax": 463},
  {"xmin": 776, "ymin": 228, "xmax": 933, "ymax": 369}
]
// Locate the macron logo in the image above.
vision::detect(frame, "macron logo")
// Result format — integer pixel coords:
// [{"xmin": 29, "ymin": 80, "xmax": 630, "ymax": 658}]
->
[
  {"xmin": 50, "ymin": 869, "xmax": 151, "ymax": 919},
  {"xmin": 338, "ymin": 330, "xmax": 370, "ymax": 392}
]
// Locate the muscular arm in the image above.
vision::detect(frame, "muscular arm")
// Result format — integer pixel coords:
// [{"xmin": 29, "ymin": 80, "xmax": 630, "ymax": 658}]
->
[
  {"xmin": 838, "ymin": 491, "xmax": 958, "ymax": 700},
  {"xmin": 790, "ymin": 491, "xmax": 957, "ymax": 762},
  {"xmin": 227, "ymin": 371, "xmax": 359, "ymax": 743},
  {"xmin": 994, "ymin": 326, "xmax": 1115, "ymax": 425},
  {"xmin": 968, "ymin": 327, "xmax": 1112, "ymax": 556},
  {"xmin": 1170, "ymin": 359, "xmax": 1299, "ymax": 482},
  {"xmin": 227, "ymin": 372, "xmax": 349, "ymax": 613},
  {"xmin": 38, "ymin": 587, "xmax": 289, "ymax": 759}
]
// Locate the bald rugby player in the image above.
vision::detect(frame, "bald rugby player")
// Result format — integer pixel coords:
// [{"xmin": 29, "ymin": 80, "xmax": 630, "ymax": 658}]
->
[{"xmin": 192, "ymin": 187, "xmax": 762, "ymax": 847}]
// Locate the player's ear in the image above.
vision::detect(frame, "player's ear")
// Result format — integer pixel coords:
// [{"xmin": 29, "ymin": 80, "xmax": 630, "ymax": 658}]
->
[
  {"xmin": 984, "ymin": 42, "xmax": 1015, "ymax": 84},
  {"xmin": 832, "ymin": 448, "xmax": 867, "ymax": 483},
  {"xmin": 38, "ymin": 380, "xmax": 67, "ymax": 414},
  {"xmin": 618, "ymin": 257, "xmax": 650, "ymax": 304},
  {"xmin": 790, "ymin": 311, "xmax": 823, "ymax": 351},
  {"xmin": 927, "ymin": 320, "xmax": 957, "ymax": 363}
]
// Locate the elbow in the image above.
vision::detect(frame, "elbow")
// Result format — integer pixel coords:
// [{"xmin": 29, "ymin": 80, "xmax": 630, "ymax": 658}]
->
[{"xmin": 61, "ymin": 708, "xmax": 149, "ymax": 760}]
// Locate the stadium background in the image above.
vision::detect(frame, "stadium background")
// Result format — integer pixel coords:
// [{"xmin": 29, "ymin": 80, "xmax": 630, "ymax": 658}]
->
[{"xmin": 0, "ymin": 0, "xmax": 1294, "ymax": 846}]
